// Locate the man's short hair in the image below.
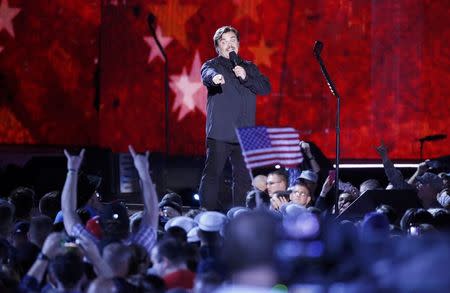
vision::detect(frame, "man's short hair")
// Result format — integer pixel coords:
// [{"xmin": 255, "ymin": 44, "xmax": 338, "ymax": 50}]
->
[
  {"xmin": 29, "ymin": 216, "xmax": 53, "ymax": 246},
  {"xmin": 267, "ymin": 170, "xmax": 288, "ymax": 184},
  {"xmin": 39, "ymin": 191, "xmax": 61, "ymax": 220},
  {"xmin": 221, "ymin": 210, "xmax": 281, "ymax": 273},
  {"xmin": 154, "ymin": 239, "xmax": 187, "ymax": 266},
  {"xmin": 9, "ymin": 187, "xmax": 34, "ymax": 220},
  {"xmin": 213, "ymin": 26, "xmax": 239, "ymax": 53},
  {"xmin": 48, "ymin": 252, "xmax": 85, "ymax": 289}
]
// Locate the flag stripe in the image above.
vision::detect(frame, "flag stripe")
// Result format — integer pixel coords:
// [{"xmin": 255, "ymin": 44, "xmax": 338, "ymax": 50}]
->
[{"xmin": 236, "ymin": 126, "xmax": 303, "ymax": 169}]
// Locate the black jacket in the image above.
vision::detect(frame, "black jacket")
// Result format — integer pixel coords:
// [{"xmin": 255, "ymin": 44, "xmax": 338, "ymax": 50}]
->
[{"xmin": 201, "ymin": 55, "xmax": 271, "ymax": 143}]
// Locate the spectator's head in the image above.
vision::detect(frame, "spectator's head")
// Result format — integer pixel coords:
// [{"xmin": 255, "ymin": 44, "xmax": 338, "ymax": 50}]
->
[
  {"xmin": 360, "ymin": 212, "xmax": 390, "ymax": 242},
  {"xmin": 15, "ymin": 241, "xmax": 40, "ymax": 277},
  {"xmin": 297, "ymin": 170, "xmax": 319, "ymax": 194},
  {"xmin": 39, "ymin": 190, "xmax": 61, "ymax": 220},
  {"xmin": 252, "ymin": 175, "xmax": 268, "ymax": 192},
  {"xmin": 267, "ymin": 170, "xmax": 288, "ymax": 196},
  {"xmin": 9, "ymin": 187, "xmax": 34, "ymax": 221},
  {"xmin": 376, "ymin": 204, "xmax": 397, "ymax": 225},
  {"xmin": 102, "ymin": 243, "xmax": 134, "ymax": 277},
  {"xmin": 359, "ymin": 179, "xmax": 381, "ymax": 195},
  {"xmin": 164, "ymin": 226, "xmax": 188, "ymax": 243},
  {"xmin": 99, "ymin": 202, "xmax": 130, "ymax": 241},
  {"xmin": 429, "ymin": 209, "xmax": 450, "ymax": 232},
  {"xmin": 48, "ymin": 252, "xmax": 85, "ymax": 291},
  {"xmin": 227, "ymin": 207, "xmax": 250, "ymax": 220},
  {"xmin": 0, "ymin": 199, "xmax": 15, "ymax": 237},
  {"xmin": 438, "ymin": 172, "xmax": 450, "ymax": 189},
  {"xmin": 338, "ymin": 192, "xmax": 355, "ymax": 213},
  {"xmin": 128, "ymin": 244, "xmax": 150, "ymax": 275},
  {"xmin": 221, "ymin": 210, "xmax": 281, "ymax": 286},
  {"xmin": 416, "ymin": 172, "xmax": 444, "ymax": 207},
  {"xmin": 164, "ymin": 216, "xmax": 197, "ymax": 235},
  {"xmin": 290, "ymin": 181, "xmax": 312, "ymax": 207},
  {"xmin": 400, "ymin": 208, "xmax": 434, "ymax": 232},
  {"xmin": 11, "ymin": 221, "xmax": 29, "ymax": 247},
  {"xmin": 77, "ymin": 173, "xmax": 102, "ymax": 209},
  {"xmin": 245, "ymin": 190, "xmax": 270, "ymax": 209},
  {"xmin": 159, "ymin": 192, "xmax": 183, "ymax": 219},
  {"xmin": 150, "ymin": 239, "xmax": 187, "ymax": 277},
  {"xmin": 28, "ymin": 216, "xmax": 53, "ymax": 248}
]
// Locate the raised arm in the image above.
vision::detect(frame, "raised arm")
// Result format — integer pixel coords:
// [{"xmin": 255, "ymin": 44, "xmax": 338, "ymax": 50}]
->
[
  {"xmin": 61, "ymin": 149, "xmax": 85, "ymax": 235},
  {"xmin": 22, "ymin": 232, "xmax": 65, "ymax": 287},
  {"xmin": 301, "ymin": 141, "xmax": 320, "ymax": 173},
  {"xmin": 407, "ymin": 161, "xmax": 429, "ymax": 185},
  {"xmin": 128, "ymin": 145, "xmax": 158, "ymax": 230},
  {"xmin": 376, "ymin": 143, "xmax": 411, "ymax": 189}
]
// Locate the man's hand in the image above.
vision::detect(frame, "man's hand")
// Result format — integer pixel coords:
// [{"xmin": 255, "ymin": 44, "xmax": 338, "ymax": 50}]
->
[
  {"xmin": 42, "ymin": 232, "xmax": 65, "ymax": 259},
  {"xmin": 77, "ymin": 234, "xmax": 101, "ymax": 262},
  {"xmin": 128, "ymin": 145, "xmax": 150, "ymax": 179},
  {"xmin": 300, "ymin": 141, "xmax": 313, "ymax": 157},
  {"xmin": 271, "ymin": 195, "xmax": 288, "ymax": 210},
  {"xmin": 376, "ymin": 142, "xmax": 388, "ymax": 158},
  {"xmin": 233, "ymin": 66, "xmax": 246, "ymax": 80},
  {"xmin": 320, "ymin": 175, "xmax": 335, "ymax": 197},
  {"xmin": 212, "ymin": 74, "xmax": 225, "ymax": 85},
  {"xmin": 64, "ymin": 149, "xmax": 85, "ymax": 172}
]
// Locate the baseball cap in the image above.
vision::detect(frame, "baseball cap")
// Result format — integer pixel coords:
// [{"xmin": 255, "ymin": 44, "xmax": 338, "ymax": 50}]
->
[{"xmin": 298, "ymin": 170, "xmax": 318, "ymax": 183}]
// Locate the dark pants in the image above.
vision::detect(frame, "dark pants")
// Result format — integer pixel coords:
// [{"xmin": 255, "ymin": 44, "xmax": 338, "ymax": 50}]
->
[{"xmin": 198, "ymin": 138, "xmax": 252, "ymax": 211}]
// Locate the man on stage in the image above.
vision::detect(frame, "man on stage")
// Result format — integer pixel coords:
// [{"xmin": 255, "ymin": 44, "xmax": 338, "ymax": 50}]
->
[{"xmin": 198, "ymin": 26, "xmax": 271, "ymax": 211}]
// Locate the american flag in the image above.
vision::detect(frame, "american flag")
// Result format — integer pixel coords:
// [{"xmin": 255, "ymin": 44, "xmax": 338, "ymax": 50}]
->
[{"xmin": 236, "ymin": 126, "xmax": 303, "ymax": 169}]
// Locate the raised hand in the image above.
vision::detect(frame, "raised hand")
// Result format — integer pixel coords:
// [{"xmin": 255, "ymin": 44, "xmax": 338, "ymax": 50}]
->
[
  {"xmin": 42, "ymin": 232, "xmax": 66, "ymax": 259},
  {"xmin": 77, "ymin": 234, "xmax": 101, "ymax": 262},
  {"xmin": 320, "ymin": 175, "xmax": 335, "ymax": 196},
  {"xmin": 128, "ymin": 145, "xmax": 150, "ymax": 179},
  {"xmin": 376, "ymin": 142, "xmax": 388, "ymax": 158},
  {"xmin": 64, "ymin": 149, "xmax": 85, "ymax": 172}
]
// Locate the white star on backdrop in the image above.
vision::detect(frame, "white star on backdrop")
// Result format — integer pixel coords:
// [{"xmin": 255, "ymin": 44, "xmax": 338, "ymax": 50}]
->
[
  {"xmin": 0, "ymin": 0, "xmax": 21, "ymax": 38},
  {"xmin": 143, "ymin": 26, "xmax": 172, "ymax": 64},
  {"xmin": 170, "ymin": 51, "xmax": 207, "ymax": 121}
]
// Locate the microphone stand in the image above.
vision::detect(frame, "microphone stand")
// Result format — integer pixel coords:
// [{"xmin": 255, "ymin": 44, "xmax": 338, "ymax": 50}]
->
[
  {"xmin": 147, "ymin": 14, "xmax": 170, "ymax": 193},
  {"xmin": 147, "ymin": 14, "xmax": 170, "ymax": 157},
  {"xmin": 313, "ymin": 41, "xmax": 341, "ymax": 215}
]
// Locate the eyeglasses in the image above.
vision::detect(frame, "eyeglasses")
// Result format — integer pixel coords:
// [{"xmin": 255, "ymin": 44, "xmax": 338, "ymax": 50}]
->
[{"xmin": 292, "ymin": 191, "xmax": 309, "ymax": 196}]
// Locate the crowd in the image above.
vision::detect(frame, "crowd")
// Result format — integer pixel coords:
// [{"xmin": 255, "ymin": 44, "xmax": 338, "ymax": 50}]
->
[{"xmin": 0, "ymin": 143, "xmax": 449, "ymax": 292}]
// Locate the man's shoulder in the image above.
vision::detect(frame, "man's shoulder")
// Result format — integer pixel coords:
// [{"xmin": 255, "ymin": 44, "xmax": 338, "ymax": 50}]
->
[{"xmin": 203, "ymin": 56, "xmax": 221, "ymax": 66}]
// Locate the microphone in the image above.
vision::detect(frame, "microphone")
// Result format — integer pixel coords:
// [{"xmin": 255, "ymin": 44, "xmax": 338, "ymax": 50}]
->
[
  {"xmin": 313, "ymin": 41, "xmax": 323, "ymax": 58},
  {"xmin": 229, "ymin": 51, "xmax": 241, "ymax": 68},
  {"xmin": 418, "ymin": 134, "xmax": 447, "ymax": 142},
  {"xmin": 147, "ymin": 13, "xmax": 156, "ymax": 32}
]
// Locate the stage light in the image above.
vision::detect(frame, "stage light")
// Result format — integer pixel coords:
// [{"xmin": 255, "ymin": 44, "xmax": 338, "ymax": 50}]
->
[
  {"xmin": 275, "ymin": 164, "xmax": 281, "ymax": 169},
  {"xmin": 193, "ymin": 193, "xmax": 200, "ymax": 201}
]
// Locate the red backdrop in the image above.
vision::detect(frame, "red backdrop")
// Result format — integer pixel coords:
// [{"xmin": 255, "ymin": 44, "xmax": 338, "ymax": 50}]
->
[{"xmin": 0, "ymin": 0, "xmax": 448, "ymax": 160}]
